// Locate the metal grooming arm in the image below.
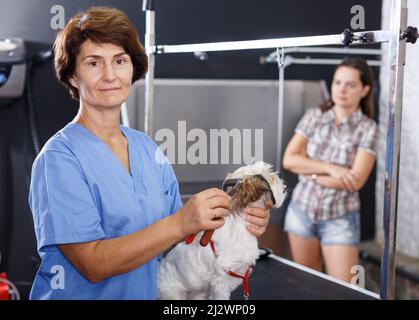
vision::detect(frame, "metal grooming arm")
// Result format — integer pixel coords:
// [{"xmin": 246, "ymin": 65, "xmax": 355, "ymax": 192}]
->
[{"xmin": 142, "ymin": 0, "xmax": 418, "ymax": 299}]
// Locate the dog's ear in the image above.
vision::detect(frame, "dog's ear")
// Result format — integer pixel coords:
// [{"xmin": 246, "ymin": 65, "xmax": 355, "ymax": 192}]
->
[{"xmin": 269, "ymin": 175, "xmax": 287, "ymax": 208}]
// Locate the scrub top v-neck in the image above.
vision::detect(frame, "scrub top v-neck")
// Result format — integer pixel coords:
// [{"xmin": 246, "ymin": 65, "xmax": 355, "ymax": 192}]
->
[{"xmin": 28, "ymin": 122, "xmax": 183, "ymax": 300}]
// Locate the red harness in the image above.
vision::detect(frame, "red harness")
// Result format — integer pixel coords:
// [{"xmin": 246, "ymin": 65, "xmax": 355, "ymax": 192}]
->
[
  {"xmin": 185, "ymin": 235, "xmax": 252, "ymax": 300},
  {"xmin": 210, "ymin": 240, "xmax": 252, "ymax": 300}
]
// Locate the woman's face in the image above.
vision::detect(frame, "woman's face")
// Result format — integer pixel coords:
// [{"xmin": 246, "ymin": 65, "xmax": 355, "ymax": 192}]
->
[
  {"xmin": 331, "ymin": 66, "xmax": 370, "ymax": 111},
  {"xmin": 70, "ymin": 39, "xmax": 133, "ymax": 109}
]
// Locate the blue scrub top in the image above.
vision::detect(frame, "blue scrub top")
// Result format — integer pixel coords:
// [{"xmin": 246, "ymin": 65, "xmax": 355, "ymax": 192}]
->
[{"xmin": 28, "ymin": 123, "xmax": 183, "ymax": 300}]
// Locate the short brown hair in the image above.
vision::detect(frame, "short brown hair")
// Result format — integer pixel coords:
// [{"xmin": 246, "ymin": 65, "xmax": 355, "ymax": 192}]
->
[
  {"xmin": 53, "ymin": 6, "xmax": 148, "ymax": 100},
  {"xmin": 320, "ymin": 57, "xmax": 374, "ymax": 118}
]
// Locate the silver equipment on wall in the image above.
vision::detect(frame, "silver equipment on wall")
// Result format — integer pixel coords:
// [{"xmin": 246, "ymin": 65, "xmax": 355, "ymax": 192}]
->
[
  {"xmin": 142, "ymin": 0, "xmax": 418, "ymax": 299},
  {"xmin": 0, "ymin": 38, "xmax": 26, "ymax": 100},
  {"xmin": 0, "ymin": 38, "xmax": 53, "ymax": 154}
]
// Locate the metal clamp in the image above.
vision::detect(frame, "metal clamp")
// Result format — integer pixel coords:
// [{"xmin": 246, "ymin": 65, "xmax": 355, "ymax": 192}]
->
[
  {"xmin": 276, "ymin": 47, "xmax": 285, "ymax": 68},
  {"xmin": 340, "ymin": 28, "xmax": 373, "ymax": 47},
  {"xmin": 142, "ymin": 0, "xmax": 155, "ymax": 11},
  {"xmin": 341, "ymin": 29, "xmax": 354, "ymax": 46}
]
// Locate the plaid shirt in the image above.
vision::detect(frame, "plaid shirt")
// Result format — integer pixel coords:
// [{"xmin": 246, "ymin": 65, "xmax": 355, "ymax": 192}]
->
[{"xmin": 291, "ymin": 107, "xmax": 378, "ymax": 220}]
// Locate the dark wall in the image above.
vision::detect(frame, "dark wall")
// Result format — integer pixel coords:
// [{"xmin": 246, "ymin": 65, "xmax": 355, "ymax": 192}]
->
[
  {"xmin": 154, "ymin": 0, "xmax": 382, "ymax": 79},
  {"xmin": 0, "ymin": 0, "xmax": 381, "ymax": 298}
]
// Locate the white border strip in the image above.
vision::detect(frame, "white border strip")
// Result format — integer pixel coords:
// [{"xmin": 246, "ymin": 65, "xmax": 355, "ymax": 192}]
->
[{"xmin": 268, "ymin": 253, "xmax": 380, "ymax": 299}]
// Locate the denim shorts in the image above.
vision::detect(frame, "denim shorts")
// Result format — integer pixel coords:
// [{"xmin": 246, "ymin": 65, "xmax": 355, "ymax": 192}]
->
[{"xmin": 284, "ymin": 201, "xmax": 360, "ymax": 246}]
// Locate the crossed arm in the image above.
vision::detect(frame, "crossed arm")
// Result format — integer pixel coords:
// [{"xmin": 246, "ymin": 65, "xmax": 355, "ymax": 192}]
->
[{"xmin": 282, "ymin": 133, "xmax": 376, "ymax": 192}]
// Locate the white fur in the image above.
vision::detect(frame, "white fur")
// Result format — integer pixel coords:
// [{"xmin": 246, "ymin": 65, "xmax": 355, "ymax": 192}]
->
[{"xmin": 157, "ymin": 161, "xmax": 286, "ymax": 300}]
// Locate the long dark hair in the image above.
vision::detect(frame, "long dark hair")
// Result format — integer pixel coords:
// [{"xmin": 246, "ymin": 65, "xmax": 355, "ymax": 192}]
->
[{"xmin": 320, "ymin": 57, "xmax": 374, "ymax": 118}]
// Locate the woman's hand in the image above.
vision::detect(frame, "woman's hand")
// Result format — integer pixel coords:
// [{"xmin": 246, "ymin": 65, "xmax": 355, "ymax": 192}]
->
[
  {"xmin": 314, "ymin": 170, "xmax": 361, "ymax": 192},
  {"xmin": 244, "ymin": 200, "xmax": 273, "ymax": 237},
  {"xmin": 327, "ymin": 164, "xmax": 351, "ymax": 180},
  {"xmin": 176, "ymin": 188, "xmax": 232, "ymax": 238},
  {"xmin": 339, "ymin": 170, "xmax": 361, "ymax": 192}
]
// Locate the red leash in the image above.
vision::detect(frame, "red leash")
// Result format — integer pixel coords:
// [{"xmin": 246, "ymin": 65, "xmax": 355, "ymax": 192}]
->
[
  {"xmin": 0, "ymin": 273, "xmax": 10, "ymax": 300},
  {"xmin": 186, "ymin": 236, "xmax": 252, "ymax": 300},
  {"xmin": 185, "ymin": 234, "xmax": 197, "ymax": 244}
]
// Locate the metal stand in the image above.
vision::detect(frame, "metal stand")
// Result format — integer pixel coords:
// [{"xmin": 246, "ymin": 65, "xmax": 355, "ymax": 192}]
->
[
  {"xmin": 380, "ymin": 0, "xmax": 408, "ymax": 300},
  {"xmin": 142, "ymin": 0, "xmax": 417, "ymax": 299},
  {"xmin": 142, "ymin": 0, "xmax": 156, "ymax": 136}
]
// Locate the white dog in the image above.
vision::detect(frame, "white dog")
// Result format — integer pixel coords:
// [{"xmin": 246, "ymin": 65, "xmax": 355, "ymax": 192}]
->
[{"xmin": 157, "ymin": 161, "xmax": 286, "ymax": 300}]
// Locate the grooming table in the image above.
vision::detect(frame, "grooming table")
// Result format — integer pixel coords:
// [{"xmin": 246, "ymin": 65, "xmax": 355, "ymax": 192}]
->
[
  {"xmin": 230, "ymin": 253, "xmax": 379, "ymax": 300},
  {"xmin": 180, "ymin": 182, "xmax": 379, "ymax": 300}
]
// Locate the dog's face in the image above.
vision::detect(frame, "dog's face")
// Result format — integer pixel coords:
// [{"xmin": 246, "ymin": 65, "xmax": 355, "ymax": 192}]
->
[
  {"xmin": 224, "ymin": 176, "xmax": 272, "ymax": 211},
  {"xmin": 223, "ymin": 161, "xmax": 286, "ymax": 212}
]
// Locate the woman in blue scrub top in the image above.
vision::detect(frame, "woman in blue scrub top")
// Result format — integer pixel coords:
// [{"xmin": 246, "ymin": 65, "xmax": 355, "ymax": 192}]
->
[{"xmin": 28, "ymin": 7, "xmax": 272, "ymax": 300}]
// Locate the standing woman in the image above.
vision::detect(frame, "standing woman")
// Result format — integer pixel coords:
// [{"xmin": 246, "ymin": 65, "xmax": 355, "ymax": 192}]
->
[
  {"xmin": 282, "ymin": 58, "xmax": 378, "ymax": 282},
  {"xmin": 28, "ymin": 7, "xmax": 271, "ymax": 299}
]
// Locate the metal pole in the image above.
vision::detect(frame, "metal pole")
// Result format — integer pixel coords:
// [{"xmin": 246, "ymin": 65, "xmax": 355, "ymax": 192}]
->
[
  {"xmin": 380, "ymin": 0, "xmax": 408, "ymax": 300},
  {"xmin": 262, "ymin": 47, "xmax": 383, "ymax": 64},
  {"xmin": 121, "ymin": 102, "xmax": 130, "ymax": 127},
  {"xmin": 275, "ymin": 65, "xmax": 285, "ymax": 174},
  {"xmin": 284, "ymin": 57, "xmax": 382, "ymax": 67},
  {"xmin": 155, "ymin": 30, "xmax": 390, "ymax": 54},
  {"xmin": 143, "ymin": 0, "xmax": 155, "ymax": 137}
]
